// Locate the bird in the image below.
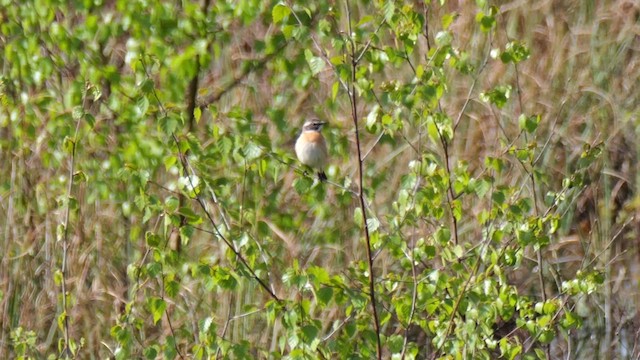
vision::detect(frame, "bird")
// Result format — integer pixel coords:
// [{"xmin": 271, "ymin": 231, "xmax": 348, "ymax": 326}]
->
[{"xmin": 295, "ymin": 119, "xmax": 328, "ymax": 181}]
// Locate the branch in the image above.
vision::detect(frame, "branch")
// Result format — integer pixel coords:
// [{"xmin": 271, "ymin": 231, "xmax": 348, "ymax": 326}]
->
[
  {"xmin": 345, "ymin": 1, "xmax": 382, "ymax": 358},
  {"xmin": 59, "ymin": 97, "xmax": 83, "ymax": 358},
  {"xmin": 399, "ymin": 239, "xmax": 418, "ymax": 360}
]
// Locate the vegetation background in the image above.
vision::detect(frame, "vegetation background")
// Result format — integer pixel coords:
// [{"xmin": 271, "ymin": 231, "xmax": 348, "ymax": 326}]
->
[{"xmin": 1, "ymin": 0, "xmax": 639, "ymax": 359}]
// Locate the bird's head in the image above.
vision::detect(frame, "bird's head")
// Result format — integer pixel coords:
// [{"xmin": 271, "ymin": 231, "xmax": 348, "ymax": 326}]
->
[{"xmin": 302, "ymin": 119, "xmax": 326, "ymax": 132}]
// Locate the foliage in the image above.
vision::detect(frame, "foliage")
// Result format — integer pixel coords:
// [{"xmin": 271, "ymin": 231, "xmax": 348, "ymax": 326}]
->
[{"xmin": 1, "ymin": 0, "xmax": 639, "ymax": 359}]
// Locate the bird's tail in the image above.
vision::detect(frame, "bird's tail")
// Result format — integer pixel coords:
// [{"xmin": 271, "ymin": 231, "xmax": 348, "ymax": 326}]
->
[{"xmin": 318, "ymin": 171, "xmax": 327, "ymax": 181}]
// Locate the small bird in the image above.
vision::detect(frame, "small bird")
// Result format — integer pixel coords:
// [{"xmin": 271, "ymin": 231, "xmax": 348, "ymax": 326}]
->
[{"xmin": 295, "ymin": 119, "xmax": 328, "ymax": 181}]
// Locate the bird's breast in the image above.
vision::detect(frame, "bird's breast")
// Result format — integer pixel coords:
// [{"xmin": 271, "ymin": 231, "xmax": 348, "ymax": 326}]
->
[{"xmin": 295, "ymin": 132, "xmax": 328, "ymax": 169}]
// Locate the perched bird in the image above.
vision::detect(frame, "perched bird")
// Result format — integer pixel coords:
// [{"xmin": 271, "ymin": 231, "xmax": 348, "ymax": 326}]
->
[{"xmin": 295, "ymin": 119, "xmax": 328, "ymax": 181}]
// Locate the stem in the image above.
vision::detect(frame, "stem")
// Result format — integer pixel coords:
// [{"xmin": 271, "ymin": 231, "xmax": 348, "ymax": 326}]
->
[
  {"xmin": 440, "ymin": 135, "xmax": 459, "ymax": 245},
  {"xmin": 60, "ymin": 112, "xmax": 82, "ymax": 357},
  {"xmin": 346, "ymin": 1, "xmax": 382, "ymax": 358}
]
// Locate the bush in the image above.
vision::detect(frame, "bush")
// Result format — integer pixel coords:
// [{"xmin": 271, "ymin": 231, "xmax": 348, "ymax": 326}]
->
[{"xmin": 1, "ymin": 0, "xmax": 639, "ymax": 359}]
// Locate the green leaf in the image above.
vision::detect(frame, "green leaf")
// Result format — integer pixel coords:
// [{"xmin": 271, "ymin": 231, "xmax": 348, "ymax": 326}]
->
[
  {"xmin": 501, "ymin": 41, "xmax": 531, "ymax": 64},
  {"xmin": 57, "ymin": 311, "xmax": 67, "ymax": 331},
  {"xmin": 243, "ymin": 141, "xmax": 263, "ymax": 161},
  {"xmin": 144, "ymin": 346, "xmax": 159, "ymax": 359},
  {"xmin": 272, "ymin": 4, "xmax": 290, "ymax": 24},
  {"xmin": 145, "ymin": 232, "xmax": 161, "ymax": 247},
  {"xmin": 149, "ymin": 297, "xmax": 167, "ymax": 325},
  {"xmin": 178, "ymin": 207, "xmax": 202, "ymax": 224},
  {"xmin": 165, "ymin": 196, "xmax": 179, "ymax": 213},
  {"xmin": 366, "ymin": 217, "xmax": 380, "ymax": 232},
  {"xmin": 136, "ymin": 96, "xmax": 149, "ymax": 118},
  {"xmin": 54, "ymin": 269, "xmax": 63, "ymax": 286},
  {"xmin": 194, "ymin": 107, "xmax": 201, "ymax": 123},
  {"xmin": 382, "ymin": 0, "xmax": 395, "ymax": 23},
  {"xmin": 165, "ymin": 280, "xmax": 180, "ymax": 298},
  {"xmin": 435, "ymin": 227, "xmax": 451, "ymax": 244},
  {"xmin": 441, "ymin": 12, "xmax": 458, "ymax": 30},
  {"xmin": 63, "ymin": 136, "xmax": 75, "ymax": 154},
  {"xmin": 293, "ymin": 176, "xmax": 313, "ymax": 194},
  {"xmin": 301, "ymin": 324, "xmax": 319, "ymax": 342},
  {"xmin": 331, "ymin": 81, "xmax": 340, "ymax": 101},
  {"xmin": 304, "ymin": 49, "xmax": 325, "ymax": 76},
  {"xmin": 307, "ymin": 266, "xmax": 330, "ymax": 283},
  {"xmin": 72, "ymin": 106, "xmax": 84, "ymax": 120},
  {"xmin": 140, "ymin": 79, "xmax": 154, "ymax": 94},
  {"xmin": 84, "ymin": 113, "xmax": 95, "ymax": 127},
  {"xmin": 353, "ymin": 207, "xmax": 364, "ymax": 229},
  {"xmin": 435, "ymin": 31, "xmax": 452, "ymax": 47},
  {"xmin": 282, "ymin": 24, "xmax": 295, "ymax": 40},
  {"xmin": 518, "ymin": 114, "xmax": 540, "ymax": 133},
  {"xmin": 480, "ymin": 85, "xmax": 511, "ymax": 108},
  {"xmin": 317, "ymin": 287, "xmax": 333, "ymax": 306},
  {"xmin": 476, "ymin": 6, "xmax": 498, "ymax": 32},
  {"xmin": 426, "ymin": 117, "xmax": 440, "ymax": 143},
  {"xmin": 73, "ymin": 171, "xmax": 87, "ymax": 184},
  {"xmin": 159, "ymin": 115, "xmax": 179, "ymax": 135},
  {"xmin": 164, "ymin": 155, "xmax": 177, "ymax": 170},
  {"xmin": 395, "ymin": 300, "xmax": 411, "ymax": 324}
]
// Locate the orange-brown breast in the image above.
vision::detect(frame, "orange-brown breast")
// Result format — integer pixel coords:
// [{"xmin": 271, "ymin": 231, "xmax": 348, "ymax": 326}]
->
[
  {"xmin": 302, "ymin": 131, "xmax": 324, "ymax": 143},
  {"xmin": 296, "ymin": 131, "xmax": 328, "ymax": 169},
  {"xmin": 303, "ymin": 132, "xmax": 327, "ymax": 154}
]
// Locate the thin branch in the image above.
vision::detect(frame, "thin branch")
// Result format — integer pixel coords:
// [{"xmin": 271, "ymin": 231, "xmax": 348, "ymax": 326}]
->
[
  {"xmin": 432, "ymin": 245, "xmax": 483, "ymax": 358},
  {"xmin": 162, "ymin": 277, "xmax": 185, "ymax": 359},
  {"xmin": 399, "ymin": 241, "xmax": 418, "ymax": 360},
  {"xmin": 59, "ymin": 100, "xmax": 83, "ymax": 358},
  {"xmin": 322, "ymin": 314, "xmax": 354, "ymax": 342},
  {"xmin": 354, "ymin": 20, "xmax": 386, "ymax": 64},
  {"xmin": 362, "ymin": 131, "xmax": 386, "ymax": 161},
  {"xmin": 215, "ymin": 296, "xmax": 234, "ymax": 360},
  {"xmin": 438, "ymin": 132, "xmax": 460, "ymax": 245},
  {"xmin": 345, "ymin": 1, "xmax": 382, "ymax": 358}
]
